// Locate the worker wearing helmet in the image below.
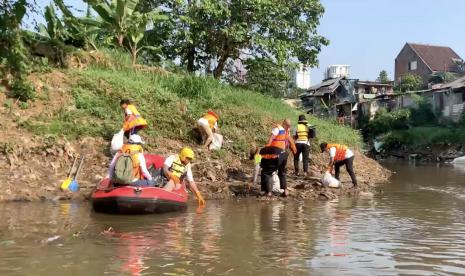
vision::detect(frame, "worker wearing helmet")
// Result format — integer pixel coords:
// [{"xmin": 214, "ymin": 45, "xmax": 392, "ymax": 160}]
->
[{"xmin": 163, "ymin": 147, "xmax": 205, "ymax": 205}]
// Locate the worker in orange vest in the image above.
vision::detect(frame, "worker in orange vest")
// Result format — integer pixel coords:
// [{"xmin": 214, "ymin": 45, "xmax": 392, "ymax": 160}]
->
[
  {"xmin": 266, "ymin": 119, "xmax": 297, "ymax": 196},
  {"xmin": 197, "ymin": 111, "xmax": 219, "ymax": 149},
  {"xmin": 320, "ymin": 142, "xmax": 357, "ymax": 187},
  {"xmin": 120, "ymin": 99, "xmax": 148, "ymax": 139}
]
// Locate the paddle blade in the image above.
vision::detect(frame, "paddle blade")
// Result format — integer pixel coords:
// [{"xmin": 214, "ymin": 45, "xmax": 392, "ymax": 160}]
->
[
  {"xmin": 60, "ymin": 178, "xmax": 72, "ymax": 191},
  {"xmin": 68, "ymin": 180, "xmax": 79, "ymax": 192}
]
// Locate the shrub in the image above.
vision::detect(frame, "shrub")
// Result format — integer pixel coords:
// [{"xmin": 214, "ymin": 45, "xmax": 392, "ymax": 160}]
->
[
  {"xmin": 409, "ymin": 94, "xmax": 437, "ymax": 126},
  {"xmin": 11, "ymin": 78, "xmax": 35, "ymax": 102},
  {"xmin": 366, "ymin": 108, "xmax": 411, "ymax": 137}
]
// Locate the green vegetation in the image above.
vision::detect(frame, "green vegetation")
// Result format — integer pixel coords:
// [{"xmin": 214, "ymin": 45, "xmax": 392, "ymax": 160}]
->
[
  {"xmin": 377, "ymin": 70, "xmax": 390, "ymax": 84},
  {"xmin": 2, "ymin": 0, "xmax": 329, "ymax": 104},
  {"xmin": 138, "ymin": 0, "xmax": 328, "ymax": 78},
  {"xmin": 238, "ymin": 58, "xmax": 290, "ymax": 98},
  {"xmin": 397, "ymin": 73, "xmax": 423, "ymax": 92},
  {"xmin": 2, "ymin": 1, "xmax": 363, "ymax": 155},
  {"xmin": 367, "ymin": 96, "xmax": 465, "ymax": 151},
  {"xmin": 383, "ymin": 127, "xmax": 465, "ymax": 150},
  {"xmin": 0, "ymin": 0, "xmax": 36, "ymax": 101},
  {"xmin": 20, "ymin": 52, "xmax": 361, "ymax": 152}
]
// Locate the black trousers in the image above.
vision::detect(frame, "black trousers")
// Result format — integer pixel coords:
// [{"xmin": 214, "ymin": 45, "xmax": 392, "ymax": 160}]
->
[
  {"xmin": 334, "ymin": 156, "xmax": 357, "ymax": 186},
  {"xmin": 294, "ymin": 143, "xmax": 310, "ymax": 173},
  {"xmin": 260, "ymin": 152, "xmax": 288, "ymax": 192},
  {"xmin": 277, "ymin": 151, "xmax": 289, "ymax": 190},
  {"xmin": 259, "ymin": 146, "xmax": 288, "ymax": 192},
  {"xmin": 260, "ymin": 158, "xmax": 278, "ymax": 193}
]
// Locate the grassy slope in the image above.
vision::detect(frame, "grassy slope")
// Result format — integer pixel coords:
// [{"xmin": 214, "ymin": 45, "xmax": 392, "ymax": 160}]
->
[{"xmin": 22, "ymin": 53, "xmax": 362, "ymax": 153}]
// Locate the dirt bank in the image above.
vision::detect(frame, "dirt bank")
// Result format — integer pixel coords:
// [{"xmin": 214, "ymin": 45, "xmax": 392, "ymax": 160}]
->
[
  {"xmin": 0, "ymin": 70, "xmax": 390, "ymax": 202},
  {"xmin": 0, "ymin": 127, "xmax": 390, "ymax": 202}
]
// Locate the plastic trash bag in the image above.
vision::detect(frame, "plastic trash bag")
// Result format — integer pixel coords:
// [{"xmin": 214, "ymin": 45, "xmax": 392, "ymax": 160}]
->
[
  {"xmin": 209, "ymin": 133, "xmax": 223, "ymax": 150},
  {"xmin": 111, "ymin": 129, "xmax": 124, "ymax": 154},
  {"xmin": 321, "ymin": 172, "xmax": 340, "ymax": 188},
  {"xmin": 270, "ymin": 171, "xmax": 284, "ymax": 194},
  {"xmin": 452, "ymin": 156, "xmax": 465, "ymax": 164}
]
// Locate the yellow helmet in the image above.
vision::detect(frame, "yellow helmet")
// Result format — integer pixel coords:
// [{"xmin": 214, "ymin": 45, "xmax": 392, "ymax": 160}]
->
[{"xmin": 180, "ymin": 147, "xmax": 195, "ymax": 162}]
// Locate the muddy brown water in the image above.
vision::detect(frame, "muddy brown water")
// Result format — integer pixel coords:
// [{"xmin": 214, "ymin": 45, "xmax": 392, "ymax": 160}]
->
[{"xmin": 1, "ymin": 162, "xmax": 465, "ymax": 275}]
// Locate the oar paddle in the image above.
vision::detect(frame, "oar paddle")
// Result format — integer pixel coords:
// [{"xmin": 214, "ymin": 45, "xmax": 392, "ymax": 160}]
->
[
  {"xmin": 60, "ymin": 157, "xmax": 78, "ymax": 191},
  {"xmin": 69, "ymin": 156, "xmax": 84, "ymax": 192}
]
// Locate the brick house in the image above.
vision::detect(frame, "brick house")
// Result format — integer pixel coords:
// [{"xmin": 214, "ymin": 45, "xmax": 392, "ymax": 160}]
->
[{"xmin": 395, "ymin": 43, "xmax": 463, "ymax": 85}]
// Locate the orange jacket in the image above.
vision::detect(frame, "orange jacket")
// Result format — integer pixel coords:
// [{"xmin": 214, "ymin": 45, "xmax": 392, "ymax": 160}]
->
[
  {"xmin": 202, "ymin": 111, "xmax": 219, "ymax": 129},
  {"xmin": 268, "ymin": 124, "xmax": 296, "ymax": 154},
  {"xmin": 327, "ymin": 143, "xmax": 348, "ymax": 162},
  {"xmin": 123, "ymin": 105, "xmax": 148, "ymax": 132}
]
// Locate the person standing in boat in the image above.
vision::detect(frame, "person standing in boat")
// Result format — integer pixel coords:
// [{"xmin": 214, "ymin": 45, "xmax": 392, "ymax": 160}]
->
[
  {"xmin": 120, "ymin": 99, "xmax": 148, "ymax": 139},
  {"xmin": 163, "ymin": 147, "xmax": 206, "ymax": 206},
  {"xmin": 108, "ymin": 134, "xmax": 154, "ymax": 186}
]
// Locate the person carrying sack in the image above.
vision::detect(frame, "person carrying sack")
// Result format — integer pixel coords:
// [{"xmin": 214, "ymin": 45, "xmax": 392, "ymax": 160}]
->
[
  {"xmin": 197, "ymin": 111, "xmax": 219, "ymax": 150},
  {"xmin": 120, "ymin": 99, "xmax": 148, "ymax": 139},
  {"xmin": 266, "ymin": 119, "xmax": 297, "ymax": 197},
  {"xmin": 320, "ymin": 142, "xmax": 357, "ymax": 187}
]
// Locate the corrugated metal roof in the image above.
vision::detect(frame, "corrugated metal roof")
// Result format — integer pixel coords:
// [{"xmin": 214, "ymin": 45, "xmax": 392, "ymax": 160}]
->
[
  {"xmin": 432, "ymin": 76, "xmax": 465, "ymax": 91},
  {"xmin": 306, "ymin": 77, "xmax": 343, "ymax": 96},
  {"xmin": 308, "ymin": 77, "xmax": 341, "ymax": 91}
]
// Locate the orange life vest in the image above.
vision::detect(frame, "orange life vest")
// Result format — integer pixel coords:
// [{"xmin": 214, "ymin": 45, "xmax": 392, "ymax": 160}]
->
[
  {"xmin": 327, "ymin": 143, "xmax": 348, "ymax": 162},
  {"xmin": 123, "ymin": 105, "xmax": 148, "ymax": 132},
  {"xmin": 202, "ymin": 111, "xmax": 219, "ymax": 129},
  {"xmin": 119, "ymin": 144, "xmax": 143, "ymax": 179},
  {"xmin": 268, "ymin": 124, "xmax": 290, "ymax": 150},
  {"xmin": 126, "ymin": 105, "xmax": 141, "ymax": 117}
]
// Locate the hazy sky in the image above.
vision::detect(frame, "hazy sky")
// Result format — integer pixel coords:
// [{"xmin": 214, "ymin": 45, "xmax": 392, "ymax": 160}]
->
[
  {"xmin": 32, "ymin": 0, "xmax": 465, "ymax": 84},
  {"xmin": 313, "ymin": 0, "xmax": 465, "ymax": 83}
]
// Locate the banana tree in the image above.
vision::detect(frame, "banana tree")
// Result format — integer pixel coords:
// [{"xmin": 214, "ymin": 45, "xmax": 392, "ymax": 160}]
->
[
  {"xmin": 126, "ymin": 10, "xmax": 166, "ymax": 65},
  {"xmin": 37, "ymin": 2, "xmax": 99, "ymax": 50},
  {"xmin": 53, "ymin": 0, "xmax": 100, "ymax": 50},
  {"xmin": 84, "ymin": 0, "xmax": 167, "ymax": 64},
  {"xmin": 84, "ymin": 0, "xmax": 140, "ymax": 47},
  {"xmin": 37, "ymin": 3, "xmax": 68, "ymax": 41}
]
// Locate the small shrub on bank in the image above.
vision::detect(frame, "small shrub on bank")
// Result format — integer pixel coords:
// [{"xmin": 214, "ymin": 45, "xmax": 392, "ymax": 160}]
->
[
  {"xmin": 10, "ymin": 78, "xmax": 35, "ymax": 102},
  {"xmin": 366, "ymin": 108, "xmax": 411, "ymax": 137},
  {"xmin": 381, "ymin": 127, "xmax": 465, "ymax": 151}
]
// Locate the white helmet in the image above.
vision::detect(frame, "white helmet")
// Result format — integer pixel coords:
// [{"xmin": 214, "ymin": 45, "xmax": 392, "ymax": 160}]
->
[{"xmin": 128, "ymin": 134, "xmax": 144, "ymax": 144}]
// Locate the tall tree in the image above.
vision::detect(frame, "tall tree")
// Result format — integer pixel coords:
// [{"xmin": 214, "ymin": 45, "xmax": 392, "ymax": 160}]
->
[
  {"xmin": 0, "ymin": 0, "xmax": 36, "ymax": 101},
  {"xmin": 243, "ymin": 58, "xmax": 290, "ymax": 97},
  {"xmin": 377, "ymin": 70, "xmax": 390, "ymax": 83},
  {"xmin": 140, "ymin": 0, "xmax": 328, "ymax": 79},
  {"xmin": 399, "ymin": 73, "xmax": 423, "ymax": 92}
]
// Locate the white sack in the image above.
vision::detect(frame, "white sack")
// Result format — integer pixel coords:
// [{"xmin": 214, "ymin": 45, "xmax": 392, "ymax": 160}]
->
[
  {"xmin": 209, "ymin": 133, "xmax": 223, "ymax": 150},
  {"xmin": 321, "ymin": 172, "xmax": 340, "ymax": 188},
  {"xmin": 110, "ymin": 129, "xmax": 124, "ymax": 154}
]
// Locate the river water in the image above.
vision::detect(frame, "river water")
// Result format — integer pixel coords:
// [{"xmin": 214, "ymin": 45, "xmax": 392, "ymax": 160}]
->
[{"xmin": 1, "ymin": 162, "xmax": 465, "ymax": 275}]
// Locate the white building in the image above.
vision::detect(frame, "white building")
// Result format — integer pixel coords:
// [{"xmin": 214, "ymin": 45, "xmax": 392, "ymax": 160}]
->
[
  {"xmin": 290, "ymin": 64, "xmax": 312, "ymax": 89},
  {"xmin": 325, "ymin": 65, "xmax": 351, "ymax": 79}
]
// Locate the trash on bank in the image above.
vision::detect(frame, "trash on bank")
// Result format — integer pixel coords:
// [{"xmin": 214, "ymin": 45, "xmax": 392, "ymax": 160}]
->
[{"xmin": 321, "ymin": 172, "xmax": 340, "ymax": 188}]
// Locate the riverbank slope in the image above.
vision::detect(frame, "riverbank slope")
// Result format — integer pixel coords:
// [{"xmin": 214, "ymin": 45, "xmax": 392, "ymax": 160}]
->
[{"xmin": 0, "ymin": 51, "xmax": 390, "ymax": 202}]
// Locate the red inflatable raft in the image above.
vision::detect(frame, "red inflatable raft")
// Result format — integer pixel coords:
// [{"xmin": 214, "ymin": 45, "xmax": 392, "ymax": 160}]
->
[{"xmin": 91, "ymin": 154, "xmax": 188, "ymax": 214}]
